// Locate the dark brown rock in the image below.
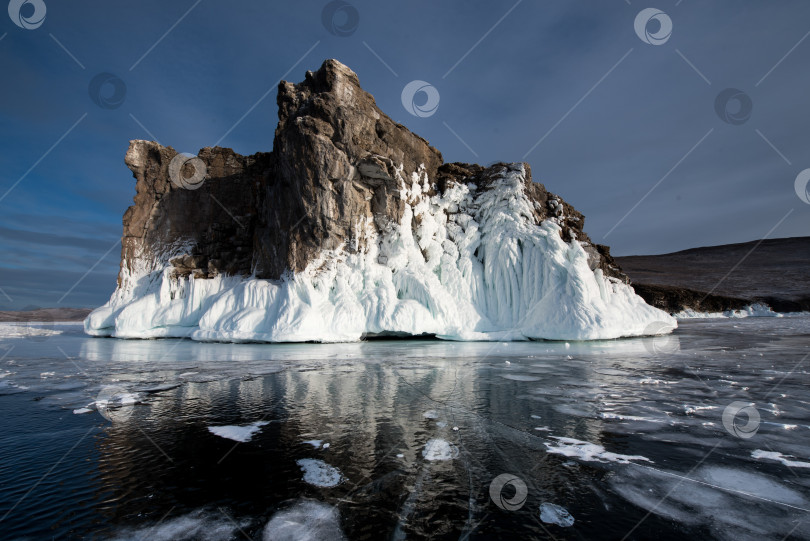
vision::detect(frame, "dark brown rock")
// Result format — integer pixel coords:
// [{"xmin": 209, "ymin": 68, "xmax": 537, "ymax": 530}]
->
[
  {"xmin": 630, "ymin": 283, "xmax": 750, "ymax": 314},
  {"xmin": 115, "ymin": 59, "xmax": 626, "ymax": 287},
  {"xmin": 121, "ymin": 142, "xmax": 271, "ymax": 284},
  {"xmin": 618, "ymin": 237, "xmax": 810, "ymax": 313}
]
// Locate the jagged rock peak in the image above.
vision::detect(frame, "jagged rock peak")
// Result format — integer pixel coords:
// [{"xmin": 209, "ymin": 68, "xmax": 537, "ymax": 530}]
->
[{"xmin": 85, "ymin": 59, "xmax": 670, "ymax": 343}]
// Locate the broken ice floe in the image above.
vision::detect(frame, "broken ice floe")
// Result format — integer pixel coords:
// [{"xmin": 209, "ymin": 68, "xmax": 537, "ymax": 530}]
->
[
  {"xmin": 207, "ymin": 421, "xmax": 269, "ymax": 443},
  {"xmin": 751, "ymin": 449, "xmax": 810, "ymax": 469},
  {"xmin": 539, "ymin": 503, "xmax": 575, "ymax": 527},
  {"xmin": 544, "ymin": 437, "xmax": 651, "ymax": 464},
  {"xmin": 296, "ymin": 458, "xmax": 344, "ymax": 487},
  {"xmin": 422, "ymin": 438, "xmax": 459, "ymax": 461}
]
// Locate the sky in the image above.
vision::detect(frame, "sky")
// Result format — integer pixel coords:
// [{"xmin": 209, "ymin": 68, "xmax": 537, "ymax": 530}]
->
[{"xmin": 0, "ymin": 0, "xmax": 808, "ymax": 309}]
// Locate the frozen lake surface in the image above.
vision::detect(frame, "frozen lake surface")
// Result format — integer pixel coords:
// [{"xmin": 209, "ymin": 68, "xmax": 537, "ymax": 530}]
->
[{"xmin": 1, "ymin": 317, "xmax": 809, "ymax": 540}]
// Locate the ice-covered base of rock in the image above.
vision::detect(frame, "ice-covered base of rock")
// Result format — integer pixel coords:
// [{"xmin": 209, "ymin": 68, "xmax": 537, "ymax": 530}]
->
[
  {"xmin": 674, "ymin": 303, "xmax": 783, "ymax": 319},
  {"xmin": 85, "ymin": 165, "xmax": 675, "ymax": 342}
]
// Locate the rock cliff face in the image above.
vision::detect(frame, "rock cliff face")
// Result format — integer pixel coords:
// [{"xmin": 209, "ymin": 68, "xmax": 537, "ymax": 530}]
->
[
  {"xmin": 121, "ymin": 143, "xmax": 269, "ymax": 281},
  {"xmin": 86, "ymin": 59, "xmax": 673, "ymax": 342},
  {"xmin": 120, "ymin": 60, "xmax": 622, "ymax": 285}
]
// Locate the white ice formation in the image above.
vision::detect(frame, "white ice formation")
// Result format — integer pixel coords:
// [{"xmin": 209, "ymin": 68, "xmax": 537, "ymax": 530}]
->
[{"xmin": 85, "ymin": 164, "xmax": 676, "ymax": 342}]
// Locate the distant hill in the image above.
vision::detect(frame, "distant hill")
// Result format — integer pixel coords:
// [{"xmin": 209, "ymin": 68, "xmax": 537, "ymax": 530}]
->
[
  {"xmin": 617, "ymin": 237, "xmax": 810, "ymax": 312},
  {"xmin": 0, "ymin": 308, "xmax": 92, "ymax": 322}
]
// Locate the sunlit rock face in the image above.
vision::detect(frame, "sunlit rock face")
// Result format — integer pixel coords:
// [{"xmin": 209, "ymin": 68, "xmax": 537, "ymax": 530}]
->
[{"xmin": 85, "ymin": 59, "xmax": 675, "ymax": 342}]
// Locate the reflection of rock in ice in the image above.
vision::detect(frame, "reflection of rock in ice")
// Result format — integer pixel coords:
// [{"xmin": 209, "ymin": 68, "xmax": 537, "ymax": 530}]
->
[
  {"xmin": 262, "ymin": 500, "xmax": 346, "ymax": 541},
  {"xmin": 296, "ymin": 459, "xmax": 344, "ymax": 487},
  {"xmin": 544, "ymin": 437, "xmax": 651, "ymax": 464},
  {"xmin": 610, "ymin": 464, "xmax": 810, "ymax": 539},
  {"xmin": 539, "ymin": 503, "xmax": 575, "ymax": 527},
  {"xmin": 109, "ymin": 509, "xmax": 249, "ymax": 541},
  {"xmin": 422, "ymin": 438, "xmax": 459, "ymax": 461},
  {"xmin": 207, "ymin": 421, "xmax": 268, "ymax": 442}
]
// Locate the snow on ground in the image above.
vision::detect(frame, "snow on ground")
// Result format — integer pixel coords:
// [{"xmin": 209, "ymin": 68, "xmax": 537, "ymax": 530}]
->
[{"xmin": 85, "ymin": 164, "xmax": 675, "ymax": 343}]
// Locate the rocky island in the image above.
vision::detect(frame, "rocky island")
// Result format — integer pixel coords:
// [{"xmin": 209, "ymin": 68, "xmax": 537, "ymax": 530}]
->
[{"xmin": 84, "ymin": 59, "xmax": 674, "ymax": 342}]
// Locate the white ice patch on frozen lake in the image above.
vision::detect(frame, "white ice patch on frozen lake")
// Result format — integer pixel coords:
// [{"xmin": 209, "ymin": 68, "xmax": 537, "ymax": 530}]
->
[
  {"xmin": 639, "ymin": 377, "xmax": 677, "ymax": 385},
  {"xmin": 262, "ymin": 500, "xmax": 346, "ymax": 541},
  {"xmin": 610, "ymin": 464, "xmax": 810, "ymax": 540},
  {"xmin": 0, "ymin": 322, "xmax": 65, "ymax": 338},
  {"xmin": 207, "ymin": 421, "xmax": 268, "ymax": 443},
  {"xmin": 84, "ymin": 164, "xmax": 675, "ymax": 342},
  {"xmin": 539, "ymin": 503, "xmax": 575, "ymax": 527},
  {"xmin": 422, "ymin": 438, "xmax": 459, "ymax": 461},
  {"xmin": 675, "ymin": 303, "xmax": 782, "ymax": 319},
  {"xmin": 544, "ymin": 437, "xmax": 651, "ymax": 464},
  {"xmin": 94, "ymin": 391, "xmax": 139, "ymax": 414},
  {"xmin": 109, "ymin": 509, "xmax": 250, "ymax": 541},
  {"xmin": 296, "ymin": 459, "xmax": 344, "ymax": 487},
  {"xmin": 752, "ymin": 450, "xmax": 810, "ymax": 468},
  {"xmin": 302, "ymin": 439, "xmax": 323, "ymax": 448},
  {"xmin": 500, "ymin": 374, "xmax": 541, "ymax": 381}
]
